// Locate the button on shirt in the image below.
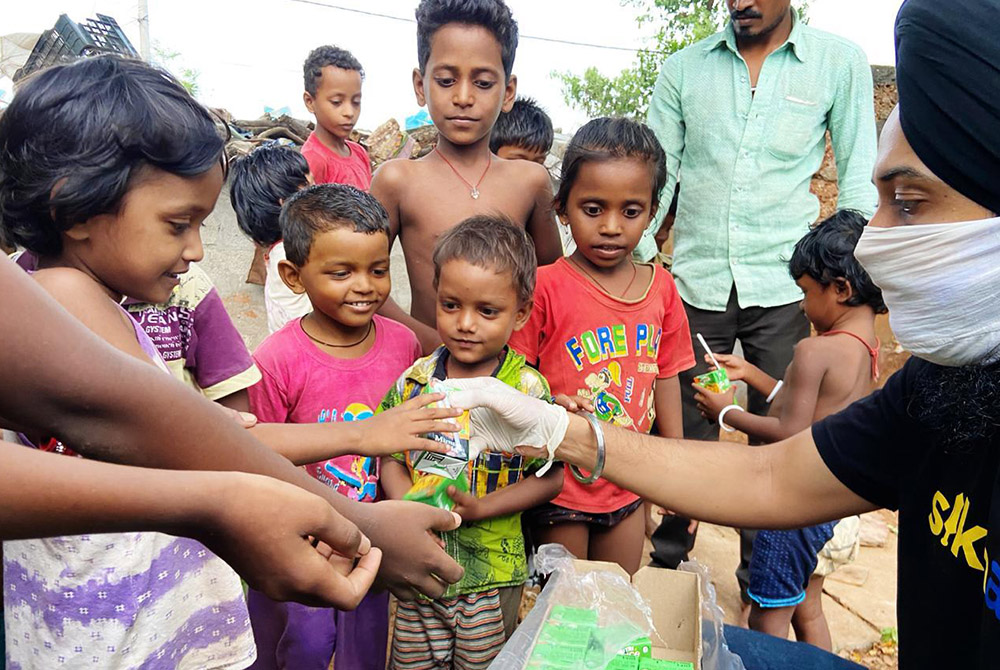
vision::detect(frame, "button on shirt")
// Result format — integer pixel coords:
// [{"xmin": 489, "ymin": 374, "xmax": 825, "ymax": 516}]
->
[{"xmin": 643, "ymin": 15, "xmax": 877, "ymax": 311}]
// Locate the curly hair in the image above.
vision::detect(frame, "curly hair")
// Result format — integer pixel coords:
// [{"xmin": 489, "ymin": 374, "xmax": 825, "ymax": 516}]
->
[
  {"xmin": 788, "ymin": 209, "xmax": 887, "ymax": 314},
  {"xmin": 303, "ymin": 45, "xmax": 364, "ymax": 96},
  {"xmin": 0, "ymin": 55, "xmax": 226, "ymax": 257},
  {"xmin": 416, "ymin": 0, "xmax": 518, "ymax": 79}
]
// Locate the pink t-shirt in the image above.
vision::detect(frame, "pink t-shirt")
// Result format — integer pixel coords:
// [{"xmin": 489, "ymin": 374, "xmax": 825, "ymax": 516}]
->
[
  {"xmin": 301, "ymin": 132, "xmax": 373, "ymax": 190},
  {"xmin": 249, "ymin": 314, "xmax": 421, "ymax": 502},
  {"xmin": 509, "ymin": 258, "xmax": 695, "ymax": 514}
]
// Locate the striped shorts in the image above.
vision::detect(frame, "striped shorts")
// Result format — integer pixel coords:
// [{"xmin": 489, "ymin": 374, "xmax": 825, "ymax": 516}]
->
[{"xmin": 390, "ymin": 586, "xmax": 521, "ymax": 670}]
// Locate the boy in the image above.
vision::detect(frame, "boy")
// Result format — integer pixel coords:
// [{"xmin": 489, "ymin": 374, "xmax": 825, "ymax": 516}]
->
[
  {"xmin": 246, "ymin": 184, "xmax": 423, "ymax": 670},
  {"xmin": 380, "ymin": 216, "xmax": 563, "ymax": 669},
  {"xmin": 301, "ymin": 45, "xmax": 372, "ymax": 189},
  {"xmin": 371, "ymin": 0, "xmax": 562, "ymax": 352},
  {"xmin": 230, "ymin": 144, "xmax": 314, "ymax": 332},
  {"xmin": 489, "ymin": 96, "xmax": 553, "ymax": 165},
  {"xmin": 694, "ymin": 210, "xmax": 886, "ymax": 650}
]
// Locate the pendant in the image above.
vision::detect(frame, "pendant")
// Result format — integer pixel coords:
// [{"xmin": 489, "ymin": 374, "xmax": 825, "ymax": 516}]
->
[{"xmin": 471, "ymin": 188, "xmax": 480, "ymax": 200}]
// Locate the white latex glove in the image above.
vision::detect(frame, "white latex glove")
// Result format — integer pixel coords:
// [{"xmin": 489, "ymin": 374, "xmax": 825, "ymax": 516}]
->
[{"xmin": 446, "ymin": 377, "xmax": 569, "ymax": 476}]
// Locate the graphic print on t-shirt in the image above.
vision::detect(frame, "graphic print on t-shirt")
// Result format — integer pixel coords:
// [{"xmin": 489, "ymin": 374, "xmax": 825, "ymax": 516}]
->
[
  {"xmin": 565, "ymin": 323, "xmax": 663, "ymax": 431},
  {"xmin": 309, "ymin": 402, "xmax": 378, "ymax": 502}
]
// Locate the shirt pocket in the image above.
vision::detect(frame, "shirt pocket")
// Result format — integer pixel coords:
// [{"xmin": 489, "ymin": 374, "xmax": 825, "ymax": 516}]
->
[{"xmin": 766, "ymin": 96, "xmax": 823, "ymax": 161}]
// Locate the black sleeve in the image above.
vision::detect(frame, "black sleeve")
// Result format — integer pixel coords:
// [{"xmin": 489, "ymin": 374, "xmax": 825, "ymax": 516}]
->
[{"xmin": 811, "ymin": 357, "xmax": 926, "ymax": 511}]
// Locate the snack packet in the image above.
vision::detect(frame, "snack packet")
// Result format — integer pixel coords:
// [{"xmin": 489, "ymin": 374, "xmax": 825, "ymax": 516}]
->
[
  {"xmin": 403, "ymin": 471, "xmax": 469, "ymax": 510},
  {"xmin": 409, "ymin": 379, "xmax": 473, "ymax": 479},
  {"xmin": 694, "ymin": 368, "xmax": 732, "ymax": 394}
]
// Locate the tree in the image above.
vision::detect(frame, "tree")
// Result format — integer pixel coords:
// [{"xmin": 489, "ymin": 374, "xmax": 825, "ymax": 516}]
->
[
  {"xmin": 152, "ymin": 42, "xmax": 201, "ymax": 98},
  {"xmin": 556, "ymin": 0, "xmax": 806, "ymax": 119}
]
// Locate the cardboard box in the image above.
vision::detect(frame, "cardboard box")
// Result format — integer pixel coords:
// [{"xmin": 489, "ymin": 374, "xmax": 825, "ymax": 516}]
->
[{"xmin": 573, "ymin": 560, "xmax": 702, "ymax": 670}]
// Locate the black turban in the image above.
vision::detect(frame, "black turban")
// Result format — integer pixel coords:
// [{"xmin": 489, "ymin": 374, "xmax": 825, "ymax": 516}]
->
[{"xmin": 895, "ymin": 0, "xmax": 1000, "ymax": 214}]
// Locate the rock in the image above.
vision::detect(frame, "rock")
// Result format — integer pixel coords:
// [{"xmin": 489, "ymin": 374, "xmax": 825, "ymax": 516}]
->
[{"xmin": 859, "ymin": 512, "xmax": 890, "ymax": 548}]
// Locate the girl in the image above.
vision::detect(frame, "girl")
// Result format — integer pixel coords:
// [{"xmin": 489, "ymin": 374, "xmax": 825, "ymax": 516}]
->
[
  {"xmin": 0, "ymin": 56, "xmax": 258, "ymax": 669},
  {"xmin": 509, "ymin": 117, "xmax": 694, "ymax": 573}
]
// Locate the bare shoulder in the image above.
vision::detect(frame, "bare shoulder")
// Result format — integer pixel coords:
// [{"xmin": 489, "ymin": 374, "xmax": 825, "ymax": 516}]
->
[
  {"xmin": 501, "ymin": 158, "xmax": 551, "ymax": 189},
  {"xmin": 32, "ymin": 267, "xmax": 142, "ymax": 353},
  {"xmin": 371, "ymin": 157, "xmax": 414, "ymax": 191},
  {"xmin": 791, "ymin": 336, "xmax": 839, "ymax": 374}
]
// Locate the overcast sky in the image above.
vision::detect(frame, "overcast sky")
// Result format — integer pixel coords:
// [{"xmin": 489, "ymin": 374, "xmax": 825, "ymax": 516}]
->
[{"xmin": 3, "ymin": 0, "xmax": 900, "ymax": 132}]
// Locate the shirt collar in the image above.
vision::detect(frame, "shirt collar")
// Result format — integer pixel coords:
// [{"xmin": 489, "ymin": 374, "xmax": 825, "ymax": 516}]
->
[{"xmin": 709, "ymin": 9, "xmax": 806, "ymax": 62}]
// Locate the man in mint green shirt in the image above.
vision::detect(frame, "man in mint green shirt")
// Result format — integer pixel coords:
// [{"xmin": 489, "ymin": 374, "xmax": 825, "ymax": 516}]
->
[{"xmin": 643, "ymin": 0, "xmax": 877, "ymax": 602}]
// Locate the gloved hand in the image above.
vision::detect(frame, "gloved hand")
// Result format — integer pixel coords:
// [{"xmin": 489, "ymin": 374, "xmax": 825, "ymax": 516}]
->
[{"xmin": 446, "ymin": 377, "xmax": 569, "ymax": 475}]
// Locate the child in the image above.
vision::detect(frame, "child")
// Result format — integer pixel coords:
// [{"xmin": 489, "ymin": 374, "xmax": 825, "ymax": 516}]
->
[
  {"xmin": 246, "ymin": 184, "xmax": 421, "ymax": 670},
  {"xmin": 489, "ymin": 96, "xmax": 553, "ymax": 165},
  {"xmin": 371, "ymin": 0, "xmax": 562, "ymax": 352},
  {"xmin": 380, "ymin": 216, "xmax": 563, "ymax": 669},
  {"xmin": 301, "ymin": 45, "xmax": 372, "ymax": 189},
  {"xmin": 0, "ymin": 55, "xmax": 257, "ymax": 669},
  {"xmin": 230, "ymin": 144, "xmax": 313, "ymax": 332},
  {"xmin": 694, "ymin": 210, "xmax": 886, "ymax": 650},
  {"xmin": 509, "ymin": 117, "xmax": 695, "ymax": 574}
]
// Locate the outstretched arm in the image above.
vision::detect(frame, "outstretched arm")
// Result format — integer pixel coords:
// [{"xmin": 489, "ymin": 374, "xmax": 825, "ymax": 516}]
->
[
  {"xmin": 0, "ymin": 256, "xmax": 463, "ymax": 600},
  {"xmin": 0, "ymin": 441, "xmax": 380, "ymax": 608}
]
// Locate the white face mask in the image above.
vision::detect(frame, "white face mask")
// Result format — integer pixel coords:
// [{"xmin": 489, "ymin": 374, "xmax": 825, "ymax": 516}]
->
[{"xmin": 853, "ymin": 216, "xmax": 1000, "ymax": 367}]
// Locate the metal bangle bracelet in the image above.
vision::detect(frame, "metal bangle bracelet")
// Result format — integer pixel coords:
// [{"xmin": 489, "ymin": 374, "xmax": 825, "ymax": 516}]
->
[{"xmin": 569, "ymin": 411, "xmax": 606, "ymax": 485}]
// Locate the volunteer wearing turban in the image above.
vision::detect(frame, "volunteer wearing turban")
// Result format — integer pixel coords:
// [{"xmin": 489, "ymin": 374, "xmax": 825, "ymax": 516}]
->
[{"xmin": 452, "ymin": 1, "xmax": 1000, "ymax": 667}]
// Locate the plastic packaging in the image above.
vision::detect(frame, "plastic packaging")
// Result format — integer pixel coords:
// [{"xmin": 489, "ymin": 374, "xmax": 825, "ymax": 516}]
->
[
  {"xmin": 693, "ymin": 368, "xmax": 732, "ymax": 394},
  {"xmin": 678, "ymin": 560, "xmax": 746, "ymax": 670},
  {"xmin": 491, "ymin": 545, "xmax": 659, "ymax": 670},
  {"xmin": 403, "ymin": 471, "xmax": 469, "ymax": 510},
  {"xmin": 409, "ymin": 380, "xmax": 472, "ymax": 479}
]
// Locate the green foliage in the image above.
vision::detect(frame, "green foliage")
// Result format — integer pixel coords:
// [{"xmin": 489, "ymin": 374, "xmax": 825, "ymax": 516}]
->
[
  {"xmin": 880, "ymin": 627, "xmax": 898, "ymax": 645},
  {"xmin": 555, "ymin": 0, "xmax": 809, "ymax": 120},
  {"xmin": 152, "ymin": 41, "xmax": 201, "ymax": 98}
]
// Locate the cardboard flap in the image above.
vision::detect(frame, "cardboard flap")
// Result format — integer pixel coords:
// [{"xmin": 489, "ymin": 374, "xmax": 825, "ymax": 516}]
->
[{"xmin": 633, "ymin": 567, "xmax": 702, "ymax": 658}]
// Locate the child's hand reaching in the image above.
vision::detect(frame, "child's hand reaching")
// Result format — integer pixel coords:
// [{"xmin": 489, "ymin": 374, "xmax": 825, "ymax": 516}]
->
[
  {"xmin": 553, "ymin": 394, "xmax": 595, "ymax": 413},
  {"xmin": 447, "ymin": 486, "xmax": 487, "ymax": 522},
  {"xmin": 693, "ymin": 384, "xmax": 737, "ymax": 423},
  {"xmin": 705, "ymin": 352, "xmax": 749, "ymax": 382},
  {"xmin": 358, "ymin": 394, "xmax": 462, "ymax": 456}
]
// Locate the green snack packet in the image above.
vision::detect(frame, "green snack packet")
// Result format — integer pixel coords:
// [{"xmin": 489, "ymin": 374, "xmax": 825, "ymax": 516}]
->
[
  {"xmin": 538, "ymin": 623, "xmax": 593, "ymax": 648},
  {"xmin": 403, "ymin": 471, "xmax": 469, "ymax": 510},
  {"xmin": 607, "ymin": 655, "xmax": 640, "ymax": 670},
  {"xmin": 638, "ymin": 659, "xmax": 694, "ymax": 670},
  {"xmin": 694, "ymin": 367, "xmax": 731, "ymax": 393},
  {"xmin": 548, "ymin": 605, "xmax": 599, "ymax": 626},
  {"xmin": 618, "ymin": 636, "xmax": 653, "ymax": 658}
]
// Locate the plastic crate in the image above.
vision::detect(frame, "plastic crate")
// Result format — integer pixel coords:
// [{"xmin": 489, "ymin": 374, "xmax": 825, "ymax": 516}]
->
[{"xmin": 15, "ymin": 13, "xmax": 138, "ymax": 81}]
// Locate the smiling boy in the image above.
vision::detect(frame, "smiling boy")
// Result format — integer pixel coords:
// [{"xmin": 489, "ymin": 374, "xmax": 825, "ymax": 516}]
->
[
  {"xmin": 301, "ymin": 45, "xmax": 372, "ymax": 189},
  {"xmin": 371, "ymin": 0, "xmax": 562, "ymax": 353}
]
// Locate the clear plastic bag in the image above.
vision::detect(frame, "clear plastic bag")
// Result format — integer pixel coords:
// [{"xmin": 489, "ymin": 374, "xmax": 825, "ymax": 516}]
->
[
  {"xmin": 491, "ymin": 544, "xmax": 661, "ymax": 669},
  {"xmin": 678, "ymin": 560, "xmax": 747, "ymax": 670}
]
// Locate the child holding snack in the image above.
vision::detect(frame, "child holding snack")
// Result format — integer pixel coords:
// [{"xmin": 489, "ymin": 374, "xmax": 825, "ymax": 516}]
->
[
  {"xmin": 246, "ymin": 184, "xmax": 430, "ymax": 669},
  {"xmin": 694, "ymin": 210, "xmax": 885, "ymax": 649},
  {"xmin": 380, "ymin": 216, "xmax": 563, "ymax": 670},
  {"xmin": 371, "ymin": 0, "xmax": 562, "ymax": 352},
  {"xmin": 509, "ymin": 117, "xmax": 694, "ymax": 574},
  {"xmin": 489, "ymin": 96, "xmax": 553, "ymax": 166},
  {"xmin": 301, "ymin": 45, "xmax": 372, "ymax": 189},
  {"xmin": 229, "ymin": 144, "xmax": 313, "ymax": 332}
]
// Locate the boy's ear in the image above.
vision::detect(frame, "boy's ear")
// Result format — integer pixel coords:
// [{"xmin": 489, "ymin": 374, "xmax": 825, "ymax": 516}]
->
[
  {"xmin": 512, "ymin": 298, "xmax": 534, "ymax": 332},
  {"xmin": 303, "ymin": 91, "xmax": 315, "ymax": 114},
  {"xmin": 412, "ymin": 68, "xmax": 427, "ymax": 107},
  {"xmin": 501, "ymin": 74, "xmax": 517, "ymax": 113},
  {"xmin": 833, "ymin": 276, "xmax": 854, "ymax": 304},
  {"xmin": 277, "ymin": 259, "xmax": 307, "ymax": 295}
]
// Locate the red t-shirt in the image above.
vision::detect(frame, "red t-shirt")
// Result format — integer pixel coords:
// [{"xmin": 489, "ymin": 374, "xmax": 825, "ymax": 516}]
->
[
  {"xmin": 509, "ymin": 258, "xmax": 695, "ymax": 513},
  {"xmin": 301, "ymin": 132, "xmax": 373, "ymax": 190}
]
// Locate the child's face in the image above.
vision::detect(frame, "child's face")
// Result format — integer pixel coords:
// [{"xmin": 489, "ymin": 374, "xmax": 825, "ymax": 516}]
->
[
  {"xmin": 412, "ymin": 24, "xmax": 517, "ymax": 147},
  {"xmin": 304, "ymin": 66, "xmax": 362, "ymax": 142},
  {"xmin": 561, "ymin": 158, "xmax": 656, "ymax": 271},
  {"xmin": 67, "ymin": 165, "xmax": 222, "ymax": 304},
  {"xmin": 282, "ymin": 227, "xmax": 390, "ymax": 331},
  {"xmin": 796, "ymin": 275, "xmax": 842, "ymax": 332},
  {"xmin": 497, "ymin": 144, "xmax": 548, "ymax": 166},
  {"xmin": 435, "ymin": 259, "xmax": 530, "ymax": 373}
]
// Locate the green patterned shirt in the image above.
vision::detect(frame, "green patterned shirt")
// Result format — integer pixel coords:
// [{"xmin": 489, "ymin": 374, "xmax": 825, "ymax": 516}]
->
[
  {"xmin": 641, "ymin": 13, "xmax": 877, "ymax": 310},
  {"xmin": 379, "ymin": 347, "xmax": 551, "ymax": 597}
]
